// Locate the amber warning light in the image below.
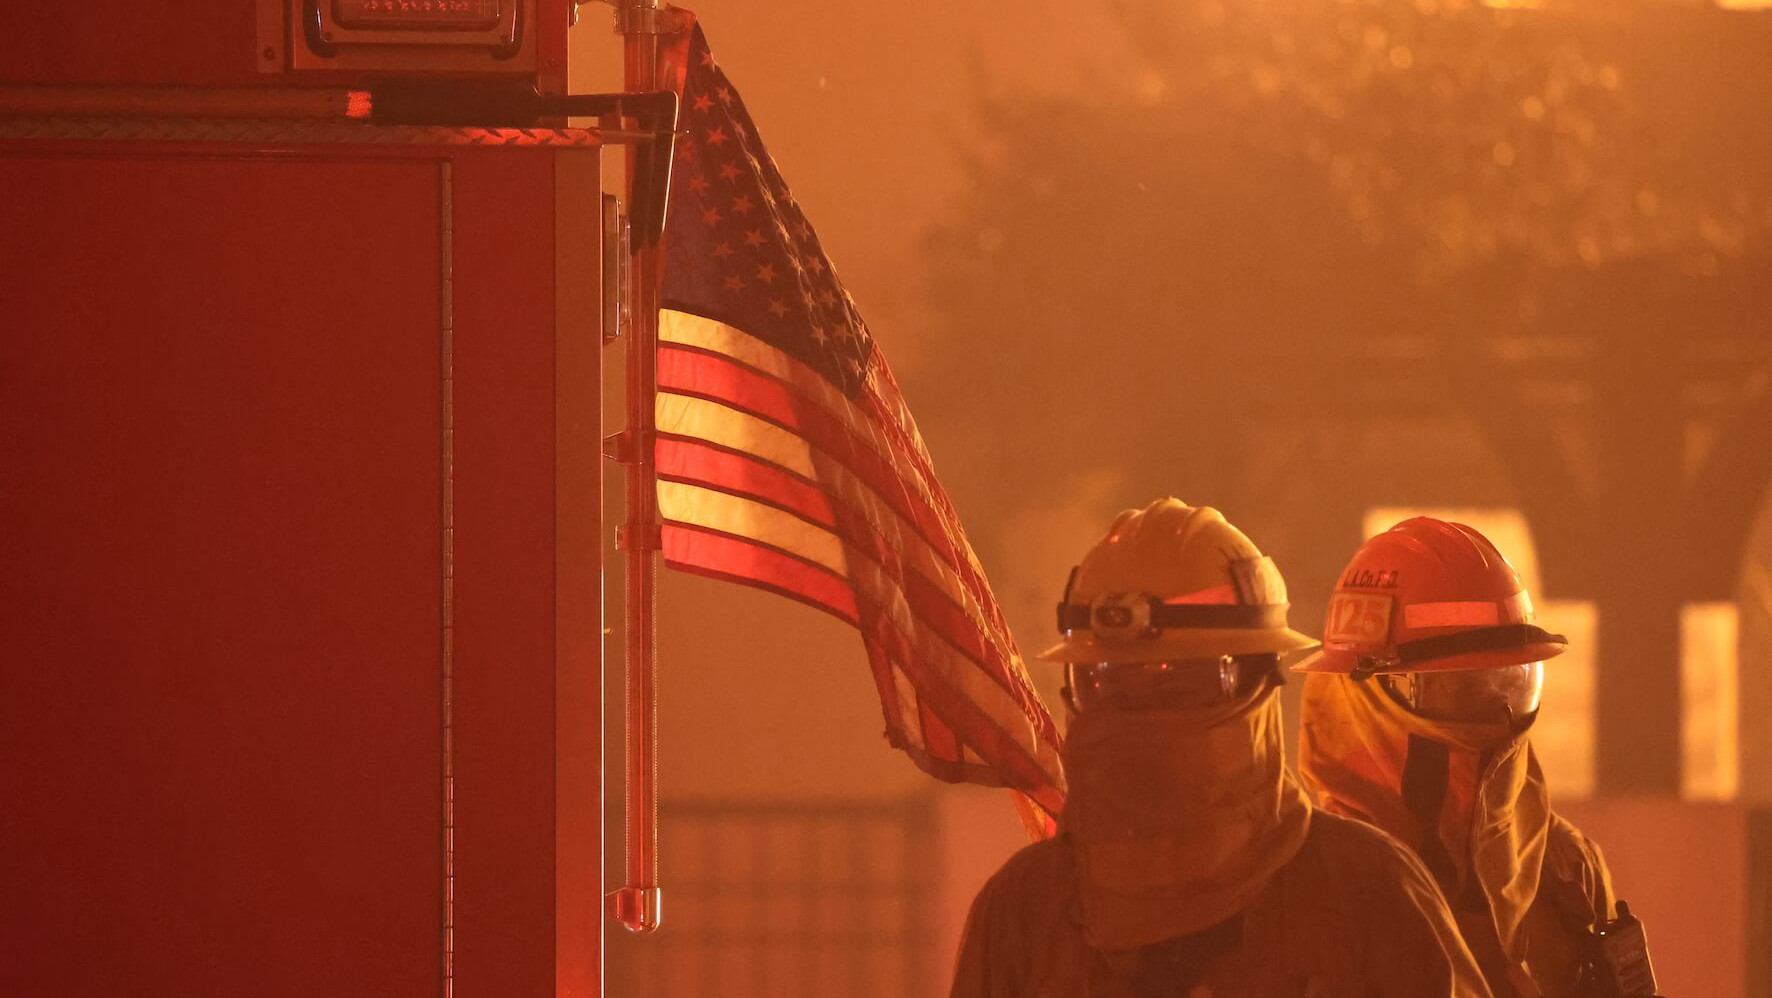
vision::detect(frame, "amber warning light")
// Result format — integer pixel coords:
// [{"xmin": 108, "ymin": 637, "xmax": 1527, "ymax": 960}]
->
[
  {"xmin": 332, "ymin": 0, "xmax": 504, "ymax": 32},
  {"xmin": 286, "ymin": 0, "xmax": 527, "ymax": 71}
]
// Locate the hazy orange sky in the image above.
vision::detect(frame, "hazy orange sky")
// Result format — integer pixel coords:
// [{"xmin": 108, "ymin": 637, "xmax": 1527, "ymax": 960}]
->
[{"xmin": 573, "ymin": 0, "xmax": 1126, "ymax": 367}]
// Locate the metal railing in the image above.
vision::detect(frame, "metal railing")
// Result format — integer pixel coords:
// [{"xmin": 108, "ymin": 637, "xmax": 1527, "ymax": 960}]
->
[{"xmin": 606, "ymin": 796, "xmax": 941, "ymax": 998}]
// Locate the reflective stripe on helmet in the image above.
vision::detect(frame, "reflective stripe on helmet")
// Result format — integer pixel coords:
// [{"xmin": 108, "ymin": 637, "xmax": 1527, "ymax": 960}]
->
[
  {"xmin": 1165, "ymin": 583, "xmax": 1238, "ymax": 605},
  {"xmin": 1055, "ymin": 595, "xmax": 1289, "ymax": 635},
  {"xmin": 1400, "ymin": 591, "xmax": 1533, "ymax": 629},
  {"xmin": 1055, "ymin": 564, "xmax": 1287, "ymax": 636}
]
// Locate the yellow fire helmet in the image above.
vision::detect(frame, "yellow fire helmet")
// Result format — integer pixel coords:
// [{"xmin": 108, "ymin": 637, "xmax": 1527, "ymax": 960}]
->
[{"xmin": 1040, "ymin": 498, "xmax": 1318, "ymax": 663}]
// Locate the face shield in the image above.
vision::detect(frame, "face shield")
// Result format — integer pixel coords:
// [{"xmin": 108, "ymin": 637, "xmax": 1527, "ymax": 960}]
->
[
  {"xmin": 1063, "ymin": 654, "xmax": 1279, "ymax": 714},
  {"xmin": 1375, "ymin": 661, "xmax": 1545, "ymax": 726}
]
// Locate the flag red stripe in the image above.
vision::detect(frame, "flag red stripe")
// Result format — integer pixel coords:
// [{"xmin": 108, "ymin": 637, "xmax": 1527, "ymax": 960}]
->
[
  {"xmin": 663, "ymin": 514, "xmax": 1060, "ymax": 800},
  {"xmin": 861, "ymin": 379, "xmax": 1026, "ymax": 658},
  {"xmin": 861, "ymin": 378, "xmax": 1055, "ymax": 737},
  {"xmin": 657, "ymin": 342, "xmax": 1041, "ymax": 696},
  {"xmin": 899, "ymin": 567, "xmax": 998, "ymax": 671},
  {"xmin": 659, "ymin": 343, "xmax": 962, "ymax": 575},
  {"xmin": 858, "ymin": 640, "xmax": 908, "ymax": 768},
  {"xmin": 657, "ymin": 434, "xmax": 837, "ymax": 530},
  {"xmin": 849, "ymin": 583, "xmax": 1060, "ymax": 801},
  {"xmin": 661, "ymin": 523, "xmax": 860, "ymax": 626},
  {"xmin": 660, "ymin": 344, "xmax": 1064, "ymax": 769},
  {"xmin": 657, "ymin": 313, "xmax": 1023, "ymax": 656},
  {"xmin": 656, "ymin": 430, "xmax": 1033, "ymax": 704},
  {"xmin": 657, "ymin": 475, "xmax": 1000, "ymax": 695},
  {"xmin": 658, "ymin": 433, "xmax": 1001, "ymax": 664},
  {"xmin": 656, "ymin": 326, "xmax": 1039, "ymax": 720},
  {"xmin": 889, "ymin": 729, "xmax": 1026, "ymax": 790},
  {"xmin": 918, "ymin": 699, "xmax": 961, "ymax": 764},
  {"xmin": 660, "ymin": 309, "xmax": 958, "ymax": 532}
]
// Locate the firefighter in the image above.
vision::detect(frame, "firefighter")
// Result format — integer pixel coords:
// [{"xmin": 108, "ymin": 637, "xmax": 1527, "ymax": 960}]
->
[
  {"xmin": 1295, "ymin": 517, "xmax": 1658, "ymax": 998},
  {"xmin": 951, "ymin": 499, "xmax": 1491, "ymax": 998}
]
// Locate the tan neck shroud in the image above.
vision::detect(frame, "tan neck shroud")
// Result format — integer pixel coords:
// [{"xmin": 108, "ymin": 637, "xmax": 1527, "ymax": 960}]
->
[
  {"xmin": 1298, "ymin": 672, "xmax": 1552, "ymax": 962},
  {"xmin": 1060, "ymin": 685, "xmax": 1312, "ymax": 950}
]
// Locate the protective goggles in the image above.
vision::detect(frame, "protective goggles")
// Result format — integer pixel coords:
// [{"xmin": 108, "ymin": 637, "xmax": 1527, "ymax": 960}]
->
[
  {"xmin": 1063, "ymin": 655, "xmax": 1278, "ymax": 713},
  {"xmin": 1376, "ymin": 661, "xmax": 1545, "ymax": 724}
]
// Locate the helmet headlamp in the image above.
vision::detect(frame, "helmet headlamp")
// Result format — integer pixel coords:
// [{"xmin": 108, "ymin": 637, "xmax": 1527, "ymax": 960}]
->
[{"xmin": 1087, "ymin": 592, "xmax": 1156, "ymax": 641}]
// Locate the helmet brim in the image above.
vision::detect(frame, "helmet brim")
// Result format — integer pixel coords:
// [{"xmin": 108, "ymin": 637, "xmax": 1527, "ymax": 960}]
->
[
  {"xmin": 1039, "ymin": 625, "xmax": 1319, "ymax": 664},
  {"xmin": 1291, "ymin": 637, "xmax": 1566, "ymax": 675}
]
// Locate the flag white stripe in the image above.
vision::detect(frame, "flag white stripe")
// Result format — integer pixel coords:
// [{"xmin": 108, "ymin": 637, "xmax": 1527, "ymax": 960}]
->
[
  {"xmin": 657, "ymin": 389, "xmax": 992, "ymax": 656},
  {"xmin": 658, "ymin": 393, "xmax": 820, "ymax": 480},
  {"xmin": 659, "ymin": 315, "xmax": 1021, "ymax": 673},
  {"xmin": 662, "ymin": 309, "xmax": 945, "ymax": 516},
  {"xmin": 659, "ymin": 480, "xmax": 850, "ymax": 578},
  {"xmin": 665, "ymin": 483, "xmax": 1060, "ymax": 778}
]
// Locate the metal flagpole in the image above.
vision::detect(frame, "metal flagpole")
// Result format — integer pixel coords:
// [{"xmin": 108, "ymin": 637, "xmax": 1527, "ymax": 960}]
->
[{"xmin": 608, "ymin": 0, "xmax": 668, "ymax": 935}]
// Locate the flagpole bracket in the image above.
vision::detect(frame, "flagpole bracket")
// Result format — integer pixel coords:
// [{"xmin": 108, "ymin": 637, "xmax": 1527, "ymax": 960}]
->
[
  {"xmin": 603, "ymin": 1, "xmax": 687, "ymax": 37},
  {"xmin": 613, "ymin": 4, "xmax": 663, "ymax": 35},
  {"xmin": 602, "ymin": 428, "xmax": 654, "ymax": 465},
  {"xmin": 615, "ymin": 523, "xmax": 663, "ymax": 553}
]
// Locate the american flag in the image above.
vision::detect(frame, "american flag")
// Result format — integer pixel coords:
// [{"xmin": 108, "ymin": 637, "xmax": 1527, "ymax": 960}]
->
[{"xmin": 651, "ymin": 16, "xmax": 1066, "ymax": 822}]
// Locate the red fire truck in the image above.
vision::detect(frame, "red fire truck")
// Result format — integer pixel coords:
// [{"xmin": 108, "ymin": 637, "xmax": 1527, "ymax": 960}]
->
[{"xmin": 1, "ymin": 4, "xmax": 668, "ymax": 995}]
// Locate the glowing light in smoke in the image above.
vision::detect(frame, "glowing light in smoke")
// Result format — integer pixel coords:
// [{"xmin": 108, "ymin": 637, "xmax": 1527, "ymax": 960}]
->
[{"xmin": 1682, "ymin": 602, "xmax": 1739, "ymax": 800}]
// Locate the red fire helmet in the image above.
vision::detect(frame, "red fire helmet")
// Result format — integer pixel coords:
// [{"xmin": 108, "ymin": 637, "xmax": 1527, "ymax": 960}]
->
[{"xmin": 1292, "ymin": 517, "xmax": 1567, "ymax": 677}]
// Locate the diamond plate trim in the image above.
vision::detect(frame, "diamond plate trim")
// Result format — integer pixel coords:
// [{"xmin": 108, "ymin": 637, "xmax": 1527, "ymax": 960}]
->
[{"xmin": 0, "ymin": 116, "xmax": 604, "ymax": 147}]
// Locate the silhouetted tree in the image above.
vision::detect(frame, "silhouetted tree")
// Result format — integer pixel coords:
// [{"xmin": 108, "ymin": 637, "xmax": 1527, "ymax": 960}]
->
[{"xmin": 914, "ymin": 0, "xmax": 1772, "ymax": 792}]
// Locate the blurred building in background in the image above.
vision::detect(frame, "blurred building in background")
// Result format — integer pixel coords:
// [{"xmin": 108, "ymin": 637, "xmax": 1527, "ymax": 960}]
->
[{"xmin": 599, "ymin": 0, "xmax": 1772, "ymax": 995}]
